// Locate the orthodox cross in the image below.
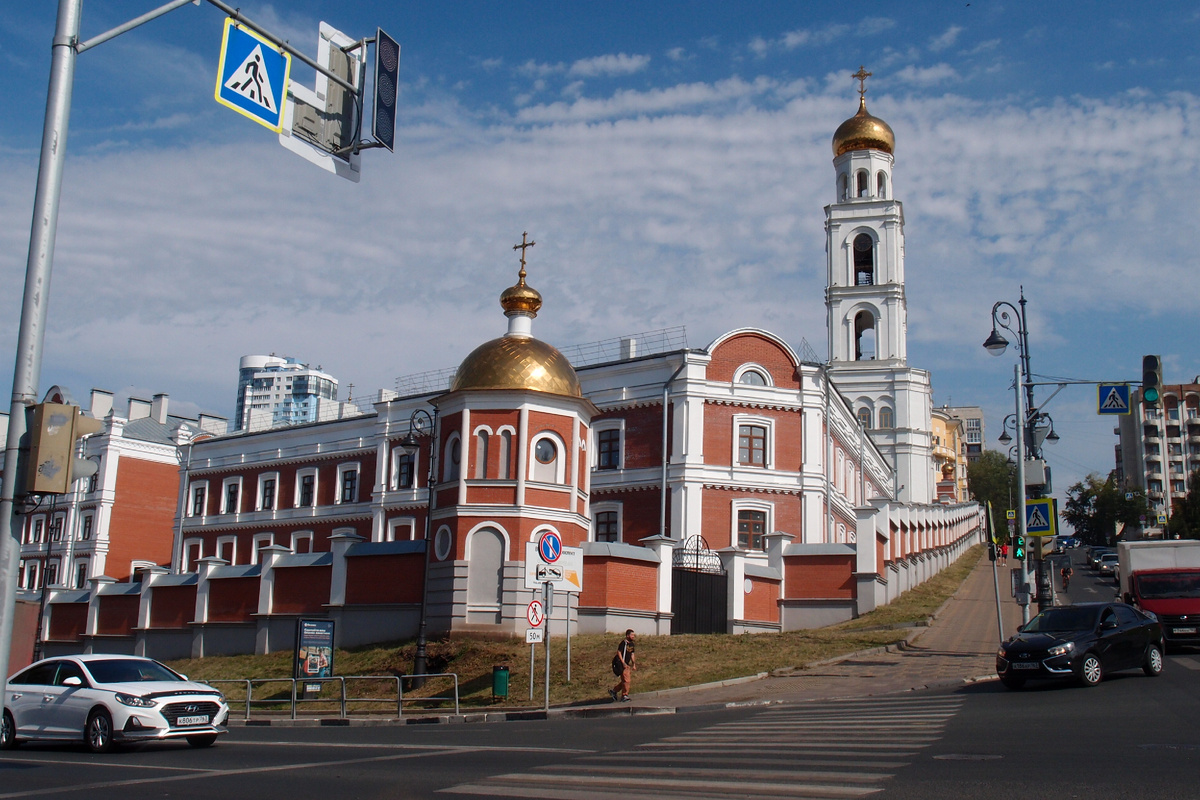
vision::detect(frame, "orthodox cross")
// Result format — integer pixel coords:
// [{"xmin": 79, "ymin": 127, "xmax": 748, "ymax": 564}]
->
[
  {"xmin": 853, "ymin": 66, "xmax": 872, "ymax": 100},
  {"xmin": 513, "ymin": 231, "xmax": 536, "ymax": 279}
]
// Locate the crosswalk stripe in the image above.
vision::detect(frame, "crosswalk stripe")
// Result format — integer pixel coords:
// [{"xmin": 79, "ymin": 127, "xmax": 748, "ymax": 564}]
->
[{"xmin": 441, "ymin": 695, "xmax": 964, "ymax": 799}]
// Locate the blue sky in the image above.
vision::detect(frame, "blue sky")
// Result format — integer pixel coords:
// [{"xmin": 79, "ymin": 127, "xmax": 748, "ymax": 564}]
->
[{"xmin": 1, "ymin": 1, "xmax": 1199, "ymax": 510}]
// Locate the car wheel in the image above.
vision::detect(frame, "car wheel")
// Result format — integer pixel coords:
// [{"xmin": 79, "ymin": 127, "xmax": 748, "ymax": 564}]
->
[
  {"xmin": 1143, "ymin": 644, "xmax": 1164, "ymax": 677},
  {"xmin": 1077, "ymin": 653, "xmax": 1104, "ymax": 687},
  {"xmin": 186, "ymin": 734, "xmax": 218, "ymax": 748},
  {"xmin": 1000, "ymin": 675, "xmax": 1026, "ymax": 690},
  {"xmin": 1, "ymin": 710, "xmax": 17, "ymax": 750},
  {"xmin": 85, "ymin": 709, "xmax": 115, "ymax": 754}
]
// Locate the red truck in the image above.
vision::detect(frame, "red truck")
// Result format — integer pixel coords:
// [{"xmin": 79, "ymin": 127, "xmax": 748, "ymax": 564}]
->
[{"xmin": 1118, "ymin": 540, "xmax": 1200, "ymax": 649}]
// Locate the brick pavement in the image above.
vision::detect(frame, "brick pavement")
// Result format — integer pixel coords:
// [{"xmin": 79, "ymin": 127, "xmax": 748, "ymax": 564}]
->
[{"xmin": 636, "ymin": 553, "xmax": 1025, "ymax": 709}]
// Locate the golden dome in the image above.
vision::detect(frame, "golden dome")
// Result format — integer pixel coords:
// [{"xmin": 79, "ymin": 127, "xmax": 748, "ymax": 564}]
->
[
  {"xmin": 832, "ymin": 96, "xmax": 895, "ymax": 157},
  {"xmin": 450, "ymin": 335, "xmax": 582, "ymax": 397},
  {"xmin": 500, "ymin": 273, "xmax": 542, "ymax": 316}
]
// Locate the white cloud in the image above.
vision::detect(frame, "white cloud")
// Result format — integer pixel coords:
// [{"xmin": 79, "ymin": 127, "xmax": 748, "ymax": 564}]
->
[
  {"xmin": 929, "ymin": 25, "xmax": 963, "ymax": 52},
  {"xmin": 893, "ymin": 63, "xmax": 960, "ymax": 86},
  {"xmin": 568, "ymin": 53, "xmax": 651, "ymax": 78}
]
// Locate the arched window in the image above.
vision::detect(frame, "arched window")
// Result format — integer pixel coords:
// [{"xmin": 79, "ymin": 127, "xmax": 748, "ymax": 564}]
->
[
  {"xmin": 854, "ymin": 310, "xmax": 877, "ymax": 361},
  {"xmin": 530, "ymin": 434, "xmax": 563, "ymax": 483},
  {"xmin": 839, "ymin": 173, "xmax": 849, "ymax": 201},
  {"xmin": 879, "ymin": 407, "xmax": 895, "ymax": 429},
  {"xmin": 474, "ymin": 430, "xmax": 489, "ymax": 479},
  {"xmin": 856, "ymin": 170, "xmax": 868, "ymax": 197},
  {"xmin": 740, "ymin": 370, "xmax": 767, "ymax": 386},
  {"xmin": 853, "ymin": 234, "xmax": 874, "ymax": 285},
  {"xmin": 857, "ymin": 407, "xmax": 872, "ymax": 429},
  {"xmin": 877, "ymin": 171, "xmax": 887, "ymax": 198},
  {"xmin": 443, "ymin": 435, "xmax": 461, "ymax": 482},
  {"xmin": 499, "ymin": 430, "xmax": 513, "ymax": 479}
]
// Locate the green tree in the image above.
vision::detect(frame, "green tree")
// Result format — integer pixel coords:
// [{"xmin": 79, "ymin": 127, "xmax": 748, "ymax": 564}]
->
[
  {"xmin": 1167, "ymin": 470, "xmax": 1200, "ymax": 540},
  {"xmin": 1062, "ymin": 474, "xmax": 1147, "ymax": 546},
  {"xmin": 967, "ymin": 450, "xmax": 1019, "ymax": 543}
]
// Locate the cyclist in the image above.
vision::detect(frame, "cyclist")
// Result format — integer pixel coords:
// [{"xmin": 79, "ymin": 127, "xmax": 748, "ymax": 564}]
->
[{"xmin": 1060, "ymin": 562, "xmax": 1073, "ymax": 592}]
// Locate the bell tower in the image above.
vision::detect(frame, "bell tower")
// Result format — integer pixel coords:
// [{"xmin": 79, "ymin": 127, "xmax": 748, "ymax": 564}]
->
[{"xmin": 824, "ymin": 68, "xmax": 933, "ymax": 504}]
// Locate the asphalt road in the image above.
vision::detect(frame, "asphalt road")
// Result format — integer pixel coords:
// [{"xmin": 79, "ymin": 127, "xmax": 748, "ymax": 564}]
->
[{"xmin": 3, "ymin": 550, "xmax": 1195, "ymax": 800}]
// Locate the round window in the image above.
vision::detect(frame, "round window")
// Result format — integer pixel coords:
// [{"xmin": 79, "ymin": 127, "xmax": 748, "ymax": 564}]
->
[
  {"xmin": 740, "ymin": 370, "xmax": 767, "ymax": 386},
  {"xmin": 433, "ymin": 527, "xmax": 452, "ymax": 561},
  {"xmin": 534, "ymin": 439, "xmax": 556, "ymax": 464}
]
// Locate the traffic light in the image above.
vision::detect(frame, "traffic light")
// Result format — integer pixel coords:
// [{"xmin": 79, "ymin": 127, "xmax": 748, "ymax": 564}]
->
[
  {"xmin": 1142, "ymin": 354, "xmax": 1163, "ymax": 406},
  {"xmin": 25, "ymin": 402, "xmax": 104, "ymax": 495},
  {"xmin": 372, "ymin": 28, "xmax": 400, "ymax": 152},
  {"xmin": 988, "ymin": 542, "xmax": 997, "ymax": 561},
  {"xmin": 1032, "ymin": 536, "xmax": 1047, "ymax": 561},
  {"xmin": 1013, "ymin": 533, "xmax": 1026, "ymax": 561}
]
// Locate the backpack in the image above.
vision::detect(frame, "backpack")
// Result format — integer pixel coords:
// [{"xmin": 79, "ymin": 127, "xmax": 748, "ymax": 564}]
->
[{"xmin": 612, "ymin": 655, "xmax": 624, "ymax": 676}]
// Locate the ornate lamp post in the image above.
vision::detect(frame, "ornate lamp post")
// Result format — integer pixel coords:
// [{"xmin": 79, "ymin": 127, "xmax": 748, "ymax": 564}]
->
[
  {"xmin": 400, "ymin": 407, "xmax": 438, "ymax": 688},
  {"xmin": 984, "ymin": 287, "xmax": 1059, "ymax": 616}
]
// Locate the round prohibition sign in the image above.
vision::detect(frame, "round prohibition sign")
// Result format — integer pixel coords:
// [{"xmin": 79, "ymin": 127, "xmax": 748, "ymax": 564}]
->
[
  {"xmin": 538, "ymin": 531, "xmax": 563, "ymax": 563},
  {"xmin": 527, "ymin": 600, "xmax": 545, "ymax": 627}
]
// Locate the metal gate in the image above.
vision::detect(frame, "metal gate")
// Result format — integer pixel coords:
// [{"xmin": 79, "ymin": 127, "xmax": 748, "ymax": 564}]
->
[{"xmin": 671, "ymin": 536, "xmax": 727, "ymax": 635}]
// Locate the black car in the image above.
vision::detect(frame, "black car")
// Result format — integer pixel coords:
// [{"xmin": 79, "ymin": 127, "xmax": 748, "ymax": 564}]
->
[{"xmin": 997, "ymin": 602, "xmax": 1165, "ymax": 689}]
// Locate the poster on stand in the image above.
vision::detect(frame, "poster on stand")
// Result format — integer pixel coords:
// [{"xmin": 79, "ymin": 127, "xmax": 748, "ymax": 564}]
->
[{"xmin": 295, "ymin": 619, "xmax": 335, "ymax": 680}]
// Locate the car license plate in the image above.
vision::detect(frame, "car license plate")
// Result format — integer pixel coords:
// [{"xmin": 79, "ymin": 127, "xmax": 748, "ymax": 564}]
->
[
  {"xmin": 1011, "ymin": 662, "xmax": 1040, "ymax": 670},
  {"xmin": 1173, "ymin": 627, "xmax": 1197, "ymax": 635},
  {"xmin": 176, "ymin": 715, "xmax": 209, "ymax": 726}
]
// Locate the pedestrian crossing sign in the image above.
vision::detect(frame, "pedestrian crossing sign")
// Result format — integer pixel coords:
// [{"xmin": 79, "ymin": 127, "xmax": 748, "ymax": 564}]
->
[
  {"xmin": 1025, "ymin": 497, "xmax": 1057, "ymax": 537},
  {"xmin": 215, "ymin": 18, "xmax": 291, "ymax": 132},
  {"xmin": 1097, "ymin": 383, "xmax": 1131, "ymax": 416}
]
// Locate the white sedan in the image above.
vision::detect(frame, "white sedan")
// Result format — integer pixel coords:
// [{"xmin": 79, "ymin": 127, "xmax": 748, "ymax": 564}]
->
[{"xmin": 2, "ymin": 654, "xmax": 228, "ymax": 753}]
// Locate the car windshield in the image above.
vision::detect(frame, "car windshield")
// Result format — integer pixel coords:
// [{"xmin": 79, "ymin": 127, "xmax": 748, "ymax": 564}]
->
[
  {"xmin": 1137, "ymin": 573, "xmax": 1200, "ymax": 600},
  {"xmin": 84, "ymin": 659, "xmax": 182, "ymax": 684},
  {"xmin": 1023, "ymin": 606, "xmax": 1098, "ymax": 633}
]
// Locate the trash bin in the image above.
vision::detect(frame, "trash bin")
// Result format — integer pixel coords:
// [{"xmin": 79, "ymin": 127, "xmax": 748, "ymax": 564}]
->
[{"xmin": 492, "ymin": 665, "xmax": 510, "ymax": 701}]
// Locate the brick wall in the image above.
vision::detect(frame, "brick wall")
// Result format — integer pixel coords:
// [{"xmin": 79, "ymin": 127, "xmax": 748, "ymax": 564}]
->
[
  {"xmin": 579, "ymin": 557, "xmax": 657, "ymax": 610},
  {"xmin": 108, "ymin": 459, "xmax": 180, "ymax": 579},
  {"xmin": 784, "ymin": 554, "xmax": 855, "ymax": 599},
  {"xmin": 272, "ymin": 565, "xmax": 332, "ymax": 614},
  {"xmin": 208, "ymin": 576, "xmax": 260, "ymax": 622},
  {"xmin": 345, "ymin": 554, "xmax": 424, "ymax": 604},
  {"xmin": 150, "ymin": 585, "xmax": 197, "ymax": 628},
  {"xmin": 96, "ymin": 594, "xmax": 139, "ymax": 636},
  {"xmin": 707, "ymin": 333, "xmax": 801, "ymax": 388},
  {"xmin": 743, "ymin": 575, "xmax": 780, "ymax": 622}
]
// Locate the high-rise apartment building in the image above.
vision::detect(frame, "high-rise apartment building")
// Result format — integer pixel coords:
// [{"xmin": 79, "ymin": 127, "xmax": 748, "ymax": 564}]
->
[{"xmin": 234, "ymin": 356, "xmax": 339, "ymax": 431}]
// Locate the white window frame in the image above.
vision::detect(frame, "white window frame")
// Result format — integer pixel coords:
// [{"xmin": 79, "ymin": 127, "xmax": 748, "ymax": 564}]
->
[
  {"xmin": 222, "ymin": 477, "xmax": 243, "ymax": 515},
  {"xmin": 529, "ymin": 432, "xmax": 567, "ymax": 483},
  {"xmin": 258, "ymin": 471, "xmax": 280, "ymax": 511},
  {"xmin": 182, "ymin": 538, "xmax": 203, "ymax": 572},
  {"xmin": 291, "ymin": 530, "xmax": 315, "ymax": 554},
  {"xmin": 593, "ymin": 420, "xmax": 625, "ymax": 471},
  {"xmin": 28, "ymin": 515, "xmax": 46, "ymax": 544},
  {"xmin": 391, "ymin": 446, "xmax": 417, "ymax": 490},
  {"xmin": 189, "ymin": 480, "xmax": 209, "ymax": 518},
  {"xmin": 732, "ymin": 414, "xmax": 775, "ymax": 470},
  {"xmin": 387, "ymin": 516, "xmax": 417, "ymax": 542},
  {"xmin": 251, "ymin": 533, "xmax": 275, "ymax": 564},
  {"xmin": 336, "ymin": 462, "xmax": 360, "ymax": 505},
  {"xmin": 731, "ymin": 499, "xmax": 774, "ymax": 552},
  {"xmin": 733, "ymin": 363, "xmax": 774, "ymax": 387},
  {"xmin": 74, "ymin": 559, "xmax": 89, "ymax": 589},
  {"xmin": 215, "ymin": 535, "xmax": 238, "ymax": 564},
  {"xmin": 497, "ymin": 426, "xmax": 516, "ymax": 480},
  {"xmin": 295, "ymin": 468, "xmax": 318, "ymax": 508},
  {"xmin": 591, "ymin": 501, "xmax": 622, "ymax": 543},
  {"xmin": 79, "ymin": 513, "xmax": 94, "ymax": 541}
]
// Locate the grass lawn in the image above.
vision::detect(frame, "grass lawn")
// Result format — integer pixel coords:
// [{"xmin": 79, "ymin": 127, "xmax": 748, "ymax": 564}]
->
[{"xmin": 170, "ymin": 545, "xmax": 983, "ymax": 713}]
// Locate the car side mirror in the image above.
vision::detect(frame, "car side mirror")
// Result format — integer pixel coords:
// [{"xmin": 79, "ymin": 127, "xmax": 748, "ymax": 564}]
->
[
  {"xmin": 1101, "ymin": 619, "xmax": 1118, "ymax": 631},
  {"xmin": 62, "ymin": 676, "xmax": 83, "ymax": 687}
]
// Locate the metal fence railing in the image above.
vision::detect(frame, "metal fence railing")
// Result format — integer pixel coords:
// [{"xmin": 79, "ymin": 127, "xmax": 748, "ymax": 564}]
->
[{"xmin": 203, "ymin": 673, "xmax": 459, "ymax": 721}]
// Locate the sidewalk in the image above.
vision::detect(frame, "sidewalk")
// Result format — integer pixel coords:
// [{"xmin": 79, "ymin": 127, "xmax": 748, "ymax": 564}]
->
[{"xmin": 635, "ymin": 552, "xmax": 1024, "ymax": 709}]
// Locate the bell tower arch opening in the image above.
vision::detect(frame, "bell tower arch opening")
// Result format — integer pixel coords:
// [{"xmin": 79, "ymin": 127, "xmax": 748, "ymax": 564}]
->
[
  {"xmin": 853, "ymin": 233, "xmax": 874, "ymax": 286},
  {"xmin": 854, "ymin": 310, "xmax": 877, "ymax": 361}
]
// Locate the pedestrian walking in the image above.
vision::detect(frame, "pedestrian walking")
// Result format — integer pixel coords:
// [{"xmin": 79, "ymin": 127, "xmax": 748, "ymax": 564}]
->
[
  {"xmin": 608, "ymin": 629, "xmax": 636, "ymax": 702},
  {"xmin": 999, "ymin": 543, "xmax": 1008, "ymax": 566}
]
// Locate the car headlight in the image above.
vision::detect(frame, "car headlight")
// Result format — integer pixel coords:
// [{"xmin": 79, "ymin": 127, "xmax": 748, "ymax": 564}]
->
[
  {"xmin": 997, "ymin": 647, "xmax": 1008, "ymax": 658},
  {"xmin": 114, "ymin": 692, "xmax": 157, "ymax": 708},
  {"xmin": 1047, "ymin": 642, "xmax": 1075, "ymax": 657}
]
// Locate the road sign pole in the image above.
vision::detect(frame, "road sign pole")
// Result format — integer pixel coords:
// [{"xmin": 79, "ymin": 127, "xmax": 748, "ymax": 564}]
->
[
  {"xmin": 543, "ymin": 582, "xmax": 551, "ymax": 713},
  {"xmin": 528, "ymin": 641, "xmax": 535, "ymax": 701},
  {"xmin": 1015, "ymin": 363, "xmax": 1031, "ymax": 626}
]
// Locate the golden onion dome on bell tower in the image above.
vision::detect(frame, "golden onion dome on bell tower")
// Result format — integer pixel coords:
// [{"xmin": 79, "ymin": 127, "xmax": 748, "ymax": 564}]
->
[
  {"xmin": 831, "ymin": 66, "xmax": 895, "ymax": 158},
  {"xmin": 449, "ymin": 233, "xmax": 583, "ymax": 398}
]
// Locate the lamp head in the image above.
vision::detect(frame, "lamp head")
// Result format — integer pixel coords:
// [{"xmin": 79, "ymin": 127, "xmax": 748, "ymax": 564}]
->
[
  {"xmin": 400, "ymin": 432, "xmax": 421, "ymax": 455},
  {"xmin": 983, "ymin": 329, "xmax": 1009, "ymax": 356},
  {"xmin": 998, "ymin": 430, "xmax": 1012, "ymax": 445}
]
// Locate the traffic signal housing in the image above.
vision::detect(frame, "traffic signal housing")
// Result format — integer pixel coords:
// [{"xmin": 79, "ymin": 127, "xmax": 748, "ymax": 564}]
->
[
  {"xmin": 1143, "ymin": 354, "xmax": 1163, "ymax": 406},
  {"xmin": 1013, "ymin": 533, "xmax": 1026, "ymax": 561},
  {"xmin": 372, "ymin": 28, "xmax": 400, "ymax": 151},
  {"xmin": 25, "ymin": 402, "xmax": 104, "ymax": 495}
]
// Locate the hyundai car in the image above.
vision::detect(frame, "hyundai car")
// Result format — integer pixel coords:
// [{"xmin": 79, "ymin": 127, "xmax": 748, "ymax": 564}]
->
[
  {"xmin": 2, "ymin": 654, "xmax": 228, "ymax": 753},
  {"xmin": 997, "ymin": 602, "xmax": 1165, "ymax": 689}
]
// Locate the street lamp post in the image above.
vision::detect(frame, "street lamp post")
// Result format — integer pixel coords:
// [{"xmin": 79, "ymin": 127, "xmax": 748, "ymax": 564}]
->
[
  {"xmin": 400, "ymin": 407, "xmax": 438, "ymax": 689},
  {"xmin": 984, "ymin": 287, "xmax": 1059, "ymax": 616}
]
